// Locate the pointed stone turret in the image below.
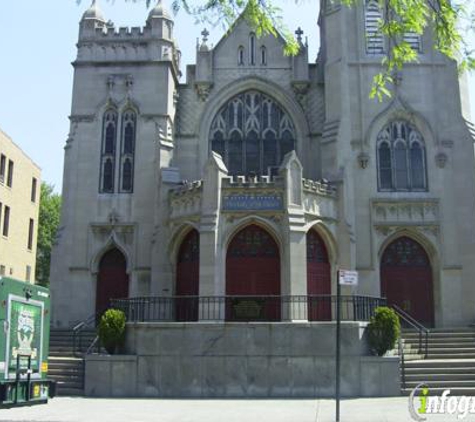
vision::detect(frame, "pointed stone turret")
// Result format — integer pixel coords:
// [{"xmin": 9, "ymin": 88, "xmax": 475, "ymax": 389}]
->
[
  {"xmin": 147, "ymin": 0, "xmax": 174, "ymax": 40},
  {"xmin": 79, "ymin": 0, "xmax": 106, "ymax": 39}
]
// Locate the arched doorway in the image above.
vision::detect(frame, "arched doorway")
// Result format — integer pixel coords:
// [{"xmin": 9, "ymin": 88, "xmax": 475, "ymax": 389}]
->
[
  {"xmin": 96, "ymin": 248, "xmax": 129, "ymax": 314},
  {"xmin": 306, "ymin": 230, "xmax": 331, "ymax": 321},
  {"xmin": 226, "ymin": 224, "xmax": 281, "ymax": 321},
  {"xmin": 176, "ymin": 229, "xmax": 200, "ymax": 321},
  {"xmin": 380, "ymin": 236, "xmax": 434, "ymax": 326}
]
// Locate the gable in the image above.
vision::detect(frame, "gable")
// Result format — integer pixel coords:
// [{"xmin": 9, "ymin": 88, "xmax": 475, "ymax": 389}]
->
[{"xmin": 212, "ymin": 18, "xmax": 291, "ymax": 70}]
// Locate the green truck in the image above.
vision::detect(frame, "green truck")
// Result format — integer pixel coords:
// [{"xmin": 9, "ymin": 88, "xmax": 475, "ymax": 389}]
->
[{"xmin": 0, "ymin": 277, "xmax": 55, "ymax": 407}]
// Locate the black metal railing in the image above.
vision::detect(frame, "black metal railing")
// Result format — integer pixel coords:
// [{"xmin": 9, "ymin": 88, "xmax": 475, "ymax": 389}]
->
[
  {"xmin": 391, "ymin": 304, "xmax": 429, "ymax": 358},
  {"xmin": 111, "ymin": 295, "xmax": 386, "ymax": 323},
  {"xmin": 72, "ymin": 308, "xmax": 107, "ymax": 356}
]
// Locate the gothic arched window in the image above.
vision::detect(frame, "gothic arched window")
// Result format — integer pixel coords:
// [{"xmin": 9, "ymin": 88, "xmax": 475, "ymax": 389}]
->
[
  {"xmin": 100, "ymin": 110, "xmax": 118, "ymax": 193},
  {"xmin": 209, "ymin": 91, "xmax": 297, "ymax": 176},
  {"xmin": 377, "ymin": 120, "xmax": 427, "ymax": 191},
  {"xmin": 365, "ymin": 0, "xmax": 384, "ymax": 54},
  {"xmin": 238, "ymin": 46, "xmax": 244, "ymax": 65},
  {"xmin": 249, "ymin": 33, "xmax": 256, "ymax": 65},
  {"xmin": 365, "ymin": 0, "xmax": 421, "ymax": 54},
  {"xmin": 260, "ymin": 46, "xmax": 267, "ymax": 65},
  {"xmin": 120, "ymin": 110, "xmax": 136, "ymax": 193}
]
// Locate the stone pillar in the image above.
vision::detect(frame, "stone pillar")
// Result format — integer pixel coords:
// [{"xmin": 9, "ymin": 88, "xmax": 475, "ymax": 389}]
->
[
  {"xmin": 280, "ymin": 151, "xmax": 308, "ymax": 321},
  {"xmin": 199, "ymin": 153, "xmax": 228, "ymax": 320}
]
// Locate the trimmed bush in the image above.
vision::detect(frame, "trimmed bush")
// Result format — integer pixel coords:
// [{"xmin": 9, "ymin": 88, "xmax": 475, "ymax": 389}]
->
[
  {"xmin": 98, "ymin": 308, "xmax": 126, "ymax": 354},
  {"xmin": 367, "ymin": 306, "xmax": 401, "ymax": 356}
]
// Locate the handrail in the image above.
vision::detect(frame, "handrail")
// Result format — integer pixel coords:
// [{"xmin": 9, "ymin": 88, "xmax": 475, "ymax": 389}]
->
[
  {"xmin": 398, "ymin": 336, "xmax": 406, "ymax": 391},
  {"xmin": 86, "ymin": 335, "xmax": 100, "ymax": 355},
  {"xmin": 391, "ymin": 304, "xmax": 429, "ymax": 358},
  {"xmin": 72, "ymin": 308, "xmax": 107, "ymax": 356}
]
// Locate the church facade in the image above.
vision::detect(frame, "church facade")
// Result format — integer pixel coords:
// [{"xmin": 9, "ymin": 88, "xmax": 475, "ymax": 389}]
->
[{"xmin": 50, "ymin": 0, "xmax": 475, "ymax": 328}]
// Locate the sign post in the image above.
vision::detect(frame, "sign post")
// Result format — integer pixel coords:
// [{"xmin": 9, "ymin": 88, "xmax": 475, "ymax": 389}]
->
[{"xmin": 335, "ymin": 269, "xmax": 358, "ymax": 422}]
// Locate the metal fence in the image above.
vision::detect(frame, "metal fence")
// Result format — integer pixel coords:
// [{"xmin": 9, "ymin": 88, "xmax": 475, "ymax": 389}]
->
[{"xmin": 111, "ymin": 295, "xmax": 386, "ymax": 323}]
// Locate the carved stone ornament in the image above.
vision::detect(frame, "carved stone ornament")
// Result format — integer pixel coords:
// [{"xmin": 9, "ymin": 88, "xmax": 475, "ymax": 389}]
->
[
  {"xmin": 291, "ymin": 81, "xmax": 310, "ymax": 103},
  {"xmin": 194, "ymin": 82, "xmax": 213, "ymax": 101},
  {"xmin": 357, "ymin": 152, "xmax": 370, "ymax": 169},
  {"xmin": 435, "ymin": 152, "xmax": 448, "ymax": 168}
]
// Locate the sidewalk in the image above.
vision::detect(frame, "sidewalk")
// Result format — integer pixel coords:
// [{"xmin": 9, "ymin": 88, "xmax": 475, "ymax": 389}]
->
[{"xmin": 0, "ymin": 397, "xmax": 463, "ymax": 422}]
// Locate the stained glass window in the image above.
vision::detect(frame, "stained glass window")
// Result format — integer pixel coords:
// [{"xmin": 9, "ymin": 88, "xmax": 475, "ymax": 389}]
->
[
  {"xmin": 228, "ymin": 225, "xmax": 278, "ymax": 258},
  {"xmin": 306, "ymin": 230, "xmax": 329, "ymax": 263},
  {"xmin": 377, "ymin": 121, "xmax": 427, "ymax": 191},
  {"xmin": 100, "ymin": 110, "xmax": 117, "ymax": 193},
  {"xmin": 120, "ymin": 110, "xmax": 136, "ymax": 193},
  {"xmin": 381, "ymin": 237, "xmax": 430, "ymax": 267},
  {"xmin": 178, "ymin": 230, "xmax": 200, "ymax": 263},
  {"xmin": 209, "ymin": 91, "xmax": 296, "ymax": 176}
]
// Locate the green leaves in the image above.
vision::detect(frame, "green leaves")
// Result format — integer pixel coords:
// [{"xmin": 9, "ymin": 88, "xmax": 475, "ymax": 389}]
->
[
  {"xmin": 35, "ymin": 182, "xmax": 61, "ymax": 287},
  {"xmin": 95, "ymin": 0, "xmax": 475, "ymax": 99}
]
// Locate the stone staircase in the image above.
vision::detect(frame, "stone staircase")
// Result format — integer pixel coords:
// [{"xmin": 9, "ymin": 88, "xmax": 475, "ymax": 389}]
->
[
  {"xmin": 48, "ymin": 328, "xmax": 97, "ymax": 396},
  {"xmin": 401, "ymin": 328, "xmax": 475, "ymax": 395}
]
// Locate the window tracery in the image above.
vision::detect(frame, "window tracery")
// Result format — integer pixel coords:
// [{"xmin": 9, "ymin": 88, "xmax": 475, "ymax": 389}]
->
[
  {"xmin": 100, "ymin": 110, "xmax": 118, "ymax": 193},
  {"xmin": 209, "ymin": 91, "xmax": 296, "ymax": 176},
  {"xmin": 376, "ymin": 120, "xmax": 427, "ymax": 191},
  {"xmin": 120, "ymin": 110, "xmax": 136, "ymax": 193}
]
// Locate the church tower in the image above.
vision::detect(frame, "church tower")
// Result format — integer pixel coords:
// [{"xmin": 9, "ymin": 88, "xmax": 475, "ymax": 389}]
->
[
  {"xmin": 50, "ymin": 0, "xmax": 181, "ymax": 326},
  {"xmin": 318, "ymin": 0, "xmax": 475, "ymax": 325}
]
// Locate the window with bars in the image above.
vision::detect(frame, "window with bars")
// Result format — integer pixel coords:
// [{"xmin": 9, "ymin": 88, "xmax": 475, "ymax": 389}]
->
[
  {"xmin": 377, "ymin": 120, "xmax": 427, "ymax": 191},
  {"xmin": 209, "ymin": 91, "xmax": 296, "ymax": 176}
]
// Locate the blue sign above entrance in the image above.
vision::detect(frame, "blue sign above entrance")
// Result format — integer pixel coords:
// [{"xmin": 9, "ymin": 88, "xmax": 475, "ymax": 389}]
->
[{"xmin": 222, "ymin": 194, "xmax": 283, "ymax": 211}]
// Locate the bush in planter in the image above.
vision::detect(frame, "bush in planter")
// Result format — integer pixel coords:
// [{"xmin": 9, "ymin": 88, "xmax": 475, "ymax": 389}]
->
[
  {"xmin": 367, "ymin": 306, "xmax": 400, "ymax": 356},
  {"xmin": 98, "ymin": 308, "xmax": 126, "ymax": 354}
]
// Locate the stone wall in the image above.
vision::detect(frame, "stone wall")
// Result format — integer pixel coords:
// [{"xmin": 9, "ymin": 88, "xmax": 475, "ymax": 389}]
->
[{"xmin": 85, "ymin": 322, "xmax": 400, "ymax": 398}]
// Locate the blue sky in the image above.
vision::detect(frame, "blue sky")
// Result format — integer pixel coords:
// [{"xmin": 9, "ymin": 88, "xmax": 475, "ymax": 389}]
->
[{"xmin": 0, "ymin": 0, "xmax": 473, "ymax": 192}]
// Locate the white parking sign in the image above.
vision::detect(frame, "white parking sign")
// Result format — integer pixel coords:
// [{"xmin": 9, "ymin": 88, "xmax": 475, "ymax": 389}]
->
[{"xmin": 338, "ymin": 270, "xmax": 358, "ymax": 286}]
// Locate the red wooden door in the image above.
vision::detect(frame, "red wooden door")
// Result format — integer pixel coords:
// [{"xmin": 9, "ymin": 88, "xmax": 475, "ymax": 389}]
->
[
  {"xmin": 96, "ymin": 248, "xmax": 129, "ymax": 314},
  {"xmin": 380, "ymin": 237, "xmax": 434, "ymax": 326},
  {"xmin": 176, "ymin": 229, "xmax": 200, "ymax": 321},
  {"xmin": 307, "ymin": 230, "xmax": 331, "ymax": 321},
  {"xmin": 226, "ymin": 225, "xmax": 280, "ymax": 321}
]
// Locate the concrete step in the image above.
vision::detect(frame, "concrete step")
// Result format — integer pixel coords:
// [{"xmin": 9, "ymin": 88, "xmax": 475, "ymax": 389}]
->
[
  {"xmin": 405, "ymin": 359, "xmax": 475, "ymax": 368},
  {"xmin": 405, "ymin": 367, "xmax": 475, "ymax": 374},
  {"xmin": 425, "ymin": 353, "xmax": 475, "ymax": 359},
  {"xmin": 405, "ymin": 373, "xmax": 475, "ymax": 381},
  {"xmin": 404, "ymin": 332, "xmax": 475, "ymax": 338},
  {"xmin": 55, "ymin": 384, "xmax": 84, "ymax": 397},
  {"xmin": 404, "ymin": 339, "xmax": 475, "ymax": 345},
  {"xmin": 402, "ymin": 387, "xmax": 475, "ymax": 396},
  {"xmin": 404, "ymin": 380, "xmax": 475, "ymax": 389}
]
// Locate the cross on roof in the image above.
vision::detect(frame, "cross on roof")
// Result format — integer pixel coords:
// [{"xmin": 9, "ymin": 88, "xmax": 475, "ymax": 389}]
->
[
  {"xmin": 295, "ymin": 27, "xmax": 304, "ymax": 42},
  {"xmin": 201, "ymin": 28, "xmax": 209, "ymax": 44}
]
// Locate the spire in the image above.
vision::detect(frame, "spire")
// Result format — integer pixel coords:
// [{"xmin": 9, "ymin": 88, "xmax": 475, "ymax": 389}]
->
[
  {"xmin": 147, "ymin": 0, "xmax": 172, "ymax": 22},
  {"xmin": 82, "ymin": 0, "xmax": 105, "ymax": 22}
]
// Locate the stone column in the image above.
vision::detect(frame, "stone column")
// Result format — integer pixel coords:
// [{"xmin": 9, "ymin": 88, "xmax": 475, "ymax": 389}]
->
[
  {"xmin": 280, "ymin": 151, "xmax": 308, "ymax": 321},
  {"xmin": 199, "ymin": 152, "xmax": 228, "ymax": 320}
]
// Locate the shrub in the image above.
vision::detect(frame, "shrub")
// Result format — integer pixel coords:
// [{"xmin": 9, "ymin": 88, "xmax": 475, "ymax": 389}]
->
[
  {"xmin": 98, "ymin": 309, "xmax": 126, "ymax": 354},
  {"xmin": 367, "ymin": 306, "xmax": 401, "ymax": 356}
]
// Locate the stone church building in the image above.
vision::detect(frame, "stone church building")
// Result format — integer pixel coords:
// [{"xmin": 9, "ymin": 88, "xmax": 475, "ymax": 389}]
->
[{"xmin": 51, "ymin": 0, "xmax": 475, "ymax": 329}]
